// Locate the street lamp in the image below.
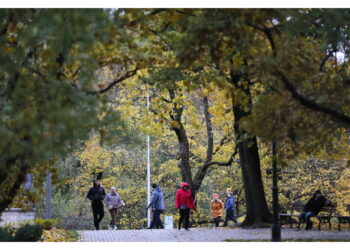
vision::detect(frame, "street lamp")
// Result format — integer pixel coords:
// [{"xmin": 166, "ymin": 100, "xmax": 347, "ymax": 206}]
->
[
  {"xmin": 146, "ymin": 87, "xmax": 151, "ymax": 228},
  {"xmin": 271, "ymin": 142, "xmax": 281, "ymax": 241},
  {"xmin": 45, "ymin": 170, "xmax": 51, "ymax": 219}
]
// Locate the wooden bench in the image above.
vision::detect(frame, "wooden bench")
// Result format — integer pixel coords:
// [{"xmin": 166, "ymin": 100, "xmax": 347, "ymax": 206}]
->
[
  {"xmin": 279, "ymin": 202, "xmax": 337, "ymax": 230},
  {"xmin": 316, "ymin": 203, "xmax": 337, "ymax": 230},
  {"xmin": 279, "ymin": 202, "xmax": 304, "ymax": 228},
  {"xmin": 337, "ymin": 204, "xmax": 350, "ymax": 231}
]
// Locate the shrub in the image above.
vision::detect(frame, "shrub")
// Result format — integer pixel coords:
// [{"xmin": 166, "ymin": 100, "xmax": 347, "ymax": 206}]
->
[
  {"xmin": 0, "ymin": 228, "xmax": 14, "ymax": 242},
  {"xmin": 14, "ymin": 224, "xmax": 43, "ymax": 242},
  {"xmin": 34, "ymin": 218, "xmax": 60, "ymax": 230}
]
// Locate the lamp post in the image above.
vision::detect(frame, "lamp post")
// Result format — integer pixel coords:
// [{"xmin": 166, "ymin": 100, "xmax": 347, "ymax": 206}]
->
[
  {"xmin": 146, "ymin": 88, "xmax": 151, "ymax": 228},
  {"xmin": 271, "ymin": 142, "xmax": 281, "ymax": 241},
  {"xmin": 45, "ymin": 170, "xmax": 51, "ymax": 219}
]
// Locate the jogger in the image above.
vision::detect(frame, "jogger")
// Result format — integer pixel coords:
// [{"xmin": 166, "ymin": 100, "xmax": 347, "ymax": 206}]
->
[
  {"xmin": 104, "ymin": 186, "xmax": 124, "ymax": 230},
  {"xmin": 87, "ymin": 179, "xmax": 106, "ymax": 230}
]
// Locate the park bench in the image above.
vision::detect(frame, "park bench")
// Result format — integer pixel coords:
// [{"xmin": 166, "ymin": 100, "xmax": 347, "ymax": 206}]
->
[
  {"xmin": 279, "ymin": 202, "xmax": 304, "ymax": 228},
  {"xmin": 279, "ymin": 201, "xmax": 337, "ymax": 230},
  {"xmin": 316, "ymin": 203, "xmax": 337, "ymax": 230},
  {"xmin": 337, "ymin": 204, "xmax": 350, "ymax": 231}
]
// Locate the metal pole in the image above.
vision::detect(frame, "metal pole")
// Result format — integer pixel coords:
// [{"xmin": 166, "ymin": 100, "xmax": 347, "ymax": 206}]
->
[
  {"xmin": 45, "ymin": 170, "xmax": 51, "ymax": 219},
  {"xmin": 146, "ymin": 89, "xmax": 151, "ymax": 228},
  {"xmin": 271, "ymin": 142, "xmax": 281, "ymax": 241}
]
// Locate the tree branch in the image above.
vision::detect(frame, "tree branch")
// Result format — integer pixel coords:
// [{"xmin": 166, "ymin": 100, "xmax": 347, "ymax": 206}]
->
[
  {"xmin": 279, "ymin": 71, "xmax": 350, "ymax": 125},
  {"xmin": 202, "ymin": 145, "xmax": 239, "ymax": 169},
  {"xmin": 87, "ymin": 68, "xmax": 138, "ymax": 94},
  {"xmin": 203, "ymin": 96, "xmax": 214, "ymax": 164},
  {"xmin": 319, "ymin": 50, "xmax": 335, "ymax": 72}
]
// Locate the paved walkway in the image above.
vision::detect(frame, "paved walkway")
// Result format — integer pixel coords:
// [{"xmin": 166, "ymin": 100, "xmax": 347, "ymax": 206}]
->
[{"xmin": 78, "ymin": 228, "xmax": 350, "ymax": 242}]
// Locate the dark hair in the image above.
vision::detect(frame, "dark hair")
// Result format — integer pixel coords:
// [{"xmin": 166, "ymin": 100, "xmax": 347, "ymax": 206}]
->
[
  {"xmin": 93, "ymin": 179, "xmax": 100, "ymax": 187},
  {"xmin": 151, "ymin": 183, "xmax": 158, "ymax": 189},
  {"xmin": 313, "ymin": 190, "xmax": 322, "ymax": 197}
]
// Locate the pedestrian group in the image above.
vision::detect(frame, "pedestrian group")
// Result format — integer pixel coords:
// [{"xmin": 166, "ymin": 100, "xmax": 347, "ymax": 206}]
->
[
  {"xmin": 86, "ymin": 180, "xmax": 238, "ymax": 230},
  {"xmin": 87, "ymin": 179, "xmax": 329, "ymax": 231}
]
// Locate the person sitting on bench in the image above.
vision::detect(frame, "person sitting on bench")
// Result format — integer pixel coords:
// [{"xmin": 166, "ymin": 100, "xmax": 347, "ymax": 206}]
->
[{"xmin": 299, "ymin": 190, "xmax": 331, "ymax": 230}]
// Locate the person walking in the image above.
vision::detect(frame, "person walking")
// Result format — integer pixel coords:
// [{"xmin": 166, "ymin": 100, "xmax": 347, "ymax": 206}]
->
[
  {"xmin": 104, "ymin": 186, "xmax": 124, "ymax": 230},
  {"xmin": 299, "ymin": 190, "xmax": 331, "ymax": 230},
  {"xmin": 147, "ymin": 183, "xmax": 164, "ymax": 229},
  {"xmin": 210, "ymin": 193, "xmax": 224, "ymax": 227},
  {"xmin": 223, "ymin": 190, "xmax": 237, "ymax": 226},
  {"xmin": 175, "ymin": 182, "xmax": 196, "ymax": 231},
  {"xmin": 87, "ymin": 179, "xmax": 106, "ymax": 230}
]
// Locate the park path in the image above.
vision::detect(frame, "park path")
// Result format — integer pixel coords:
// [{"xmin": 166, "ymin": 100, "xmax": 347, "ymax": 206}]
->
[{"xmin": 78, "ymin": 228, "xmax": 350, "ymax": 242}]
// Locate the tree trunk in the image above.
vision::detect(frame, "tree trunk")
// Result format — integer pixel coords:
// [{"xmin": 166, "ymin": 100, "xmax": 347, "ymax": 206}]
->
[
  {"xmin": 231, "ymin": 76, "xmax": 271, "ymax": 227},
  {"xmin": 0, "ymin": 161, "xmax": 29, "ymax": 214},
  {"xmin": 172, "ymin": 123, "xmax": 194, "ymax": 190}
]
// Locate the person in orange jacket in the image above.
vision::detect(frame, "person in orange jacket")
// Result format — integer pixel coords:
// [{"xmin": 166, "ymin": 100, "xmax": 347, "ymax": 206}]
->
[
  {"xmin": 175, "ymin": 182, "xmax": 196, "ymax": 230},
  {"xmin": 210, "ymin": 193, "xmax": 224, "ymax": 227}
]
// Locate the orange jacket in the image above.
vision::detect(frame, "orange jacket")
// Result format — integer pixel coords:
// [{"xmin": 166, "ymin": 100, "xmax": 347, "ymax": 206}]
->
[{"xmin": 210, "ymin": 199, "xmax": 224, "ymax": 218}]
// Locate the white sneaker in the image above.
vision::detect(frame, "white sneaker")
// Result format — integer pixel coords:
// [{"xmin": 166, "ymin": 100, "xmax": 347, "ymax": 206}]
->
[
  {"xmin": 113, "ymin": 226, "xmax": 117, "ymax": 230},
  {"xmin": 108, "ymin": 225, "xmax": 112, "ymax": 230}
]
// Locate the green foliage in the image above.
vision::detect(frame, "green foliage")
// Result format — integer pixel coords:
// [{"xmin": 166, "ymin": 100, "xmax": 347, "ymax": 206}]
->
[
  {"xmin": 0, "ymin": 227, "xmax": 13, "ymax": 242},
  {"xmin": 34, "ymin": 218, "xmax": 60, "ymax": 230},
  {"xmin": 14, "ymin": 224, "xmax": 43, "ymax": 242},
  {"xmin": 0, "ymin": 9, "xmax": 127, "ymax": 211}
]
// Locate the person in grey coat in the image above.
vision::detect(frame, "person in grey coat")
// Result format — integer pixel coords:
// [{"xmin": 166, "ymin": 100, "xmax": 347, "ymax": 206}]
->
[
  {"xmin": 104, "ymin": 186, "xmax": 124, "ymax": 230},
  {"xmin": 147, "ymin": 183, "xmax": 164, "ymax": 229}
]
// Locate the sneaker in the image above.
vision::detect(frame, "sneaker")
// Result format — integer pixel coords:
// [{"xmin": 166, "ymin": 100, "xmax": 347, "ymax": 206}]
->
[
  {"xmin": 185, "ymin": 228, "xmax": 190, "ymax": 231},
  {"xmin": 108, "ymin": 225, "xmax": 112, "ymax": 230},
  {"xmin": 113, "ymin": 226, "xmax": 117, "ymax": 230}
]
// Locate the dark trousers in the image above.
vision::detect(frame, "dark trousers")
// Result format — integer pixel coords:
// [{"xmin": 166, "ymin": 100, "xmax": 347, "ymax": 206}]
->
[
  {"xmin": 223, "ymin": 209, "xmax": 237, "ymax": 226},
  {"xmin": 299, "ymin": 211, "xmax": 315, "ymax": 223},
  {"xmin": 150, "ymin": 210, "xmax": 164, "ymax": 229},
  {"xmin": 108, "ymin": 208, "xmax": 117, "ymax": 227},
  {"xmin": 178, "ymin": 208, "xmax": 190, "ymax": 230},
  {"xmin": 92, "ymin": 201, "xmax": 104, "ymax": 230},
  {"xmin": 299, "ymin": 211, "xmax": 315, "ymax": 229},
  {"xmin": 214, "ymin": 216, "xmax": 221, "ymax": 227}
]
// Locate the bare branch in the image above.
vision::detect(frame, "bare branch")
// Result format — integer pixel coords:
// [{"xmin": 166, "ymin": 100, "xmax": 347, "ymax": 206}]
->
[
  {"xmin": 280, "ymin": 71, "xmax": 350, "ymax": 126},
  {"xmin": 319, "ymin": 50, "xmax": 335, "ymax": 72},
  {"xmin": 87, "ymin": 68, "xmax": 138, "ymax": 95}
]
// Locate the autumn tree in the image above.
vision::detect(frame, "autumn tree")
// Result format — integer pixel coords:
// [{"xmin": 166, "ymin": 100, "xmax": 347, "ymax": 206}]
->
[{"xmin": 0, "ymin": 9, "xmax": 136, "ymax": 214}]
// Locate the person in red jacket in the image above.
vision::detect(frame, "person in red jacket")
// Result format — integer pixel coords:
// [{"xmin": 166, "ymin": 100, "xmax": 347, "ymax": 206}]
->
[{"xmin": 175, "ymin": 182, "xmax": 196, "ymax": 230}]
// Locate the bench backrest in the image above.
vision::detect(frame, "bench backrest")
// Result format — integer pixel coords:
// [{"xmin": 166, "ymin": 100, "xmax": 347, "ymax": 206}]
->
[
  {"xmin": 317, "ymin": 204, "xmax": 337, "ymax": 216},
  {"xmin": 291, "ymin": 202, "xmax": 305, "ymax": 213},
  {"xmin": 290, "ymin": 202, "xmax": 337, "ymax": 215}
]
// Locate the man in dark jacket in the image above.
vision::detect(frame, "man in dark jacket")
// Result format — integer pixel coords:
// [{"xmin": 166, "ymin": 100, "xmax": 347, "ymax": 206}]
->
[
  {"xmin": 299, "ymin": 190, "xmax": 331, "ymax": 230},
  {"xmin": 223, "ymin": 191, "xmax": 237, "ymax": 226},
  {"xmin": 87, "ymin": 179, "xmax": 106, "ymax": 230},
  {"xmin": 147, "ymin": 183, "xmax": 164, "ymax": 229}
]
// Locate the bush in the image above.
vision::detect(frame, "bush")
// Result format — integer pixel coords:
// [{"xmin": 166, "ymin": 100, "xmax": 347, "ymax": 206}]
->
[
  {"xmin": 0, "ymin": 228, "xmax": 14, "ymax": 242},
  {"xmin": 34, "ymin": 218, "xmax": 60, "ymax": 230},
  {"xmin": 14, "ymin": 224, "xmax": 43, "ymax": 242}
]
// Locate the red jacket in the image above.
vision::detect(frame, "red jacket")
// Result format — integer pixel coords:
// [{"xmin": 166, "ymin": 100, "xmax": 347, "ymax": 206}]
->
[{"xmin": 175, "ymin": 182, "xmax": 196, "ymax": 210}]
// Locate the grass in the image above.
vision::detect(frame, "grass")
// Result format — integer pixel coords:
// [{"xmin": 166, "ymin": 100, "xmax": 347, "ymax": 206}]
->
[{"xmin": 65, "ymin": 230, "xmax": 79, "ymax": 242}]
